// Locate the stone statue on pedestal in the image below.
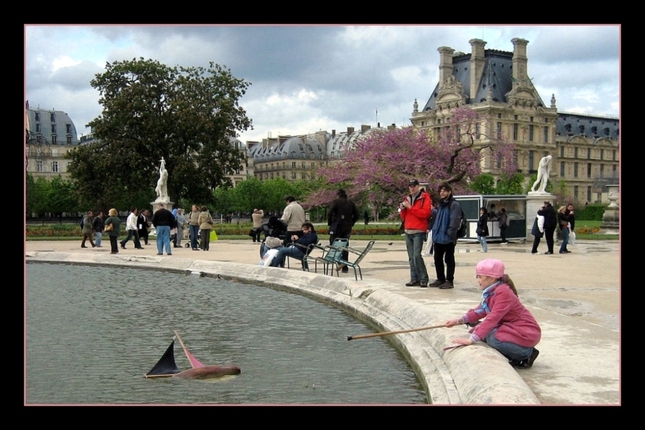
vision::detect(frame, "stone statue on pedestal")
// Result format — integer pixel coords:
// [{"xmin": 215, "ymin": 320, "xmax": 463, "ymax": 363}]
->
[
  {"xmin": 155, "ymin": 157, "xmax": 169, "ymax": 203},
  {"xmin": 530, "ymin": 155, "xmax": 552, "ymax": 194}
]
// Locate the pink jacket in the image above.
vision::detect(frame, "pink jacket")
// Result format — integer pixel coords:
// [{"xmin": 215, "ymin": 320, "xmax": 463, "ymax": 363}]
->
[{"xmin": 464, "ymin": 283, "xmax": 541, "ymax": 347}]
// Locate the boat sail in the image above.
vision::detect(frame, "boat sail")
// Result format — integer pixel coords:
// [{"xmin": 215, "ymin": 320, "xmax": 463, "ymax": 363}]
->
[{"xmin": 144, "ymin": 331, "xmax": 241, "ymax": 380}]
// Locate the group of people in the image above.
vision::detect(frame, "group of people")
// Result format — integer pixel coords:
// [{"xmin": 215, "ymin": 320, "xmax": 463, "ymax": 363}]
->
[{"xmin": 531, "ymin": 201, "xmax": 575, "ymax": 255}]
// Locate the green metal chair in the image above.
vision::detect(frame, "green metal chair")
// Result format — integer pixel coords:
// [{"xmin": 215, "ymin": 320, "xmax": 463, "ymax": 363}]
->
[
  {"xmin": 327, "ymin": 240, "xmax": 376, "ymax": 281},
  {"xmin": 317, "ymin": 238, "xmax": 350, "ymax": 275}
]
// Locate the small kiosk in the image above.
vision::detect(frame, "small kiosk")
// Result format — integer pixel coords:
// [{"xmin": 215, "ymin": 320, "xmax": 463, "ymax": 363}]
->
[{"xmin": 454, "ymin": 194, "xmax": 528, "ymax": 242}]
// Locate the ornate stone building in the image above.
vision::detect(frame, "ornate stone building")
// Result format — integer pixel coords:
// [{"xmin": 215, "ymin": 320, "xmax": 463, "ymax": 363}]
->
[
  {"xmin": 410, "ymin": 37, "xmax": 619, "ymax": 204},
  {"xmin": 25, "ymin": 101, "xmax": 80, "ymax": 180}
]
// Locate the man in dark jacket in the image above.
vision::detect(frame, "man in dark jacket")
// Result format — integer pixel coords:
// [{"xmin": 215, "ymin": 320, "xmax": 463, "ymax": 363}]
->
[
  {"xmin": 327, "ymin": 189, "xmax": 360, "ymax": 273},
  {"xmin": 151, "ymin": 203, "xmax": 176, "ymax": 256},
  {"xmin": 537, "ymin": 201, "xmax": 557, "ymax": 254},
  {"xmin": 429, "ymin": 182, "xmax": 462, "ymax": 289}
]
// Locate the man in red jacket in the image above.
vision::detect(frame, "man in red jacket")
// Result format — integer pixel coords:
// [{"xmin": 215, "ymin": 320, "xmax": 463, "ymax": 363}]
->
[{"xmin": 399, "ymin": 179, "xmax": 432, "ymax": 287}]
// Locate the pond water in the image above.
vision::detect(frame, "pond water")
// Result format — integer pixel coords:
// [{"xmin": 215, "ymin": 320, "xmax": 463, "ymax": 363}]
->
[{"xmin": 26, "ymin": 263, "xmax": 427, "ymax": 405}]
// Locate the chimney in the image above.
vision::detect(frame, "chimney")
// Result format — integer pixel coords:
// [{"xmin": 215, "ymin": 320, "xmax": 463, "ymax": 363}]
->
[
  {"xmin": 347, "ymin": 127, "xmax": 354, "ymax": 135},
  {"xmin": 511, "ymin": 38, "xmax": 529, "ymax": 86},
  {"xmin": 469, "ymin": 39, "xmax": 487, "ymax": 100},
  {"xmin": 361, "ymin": 124, "xmax": 371, "ymax": 133},
  {"xmin": 332, "ymin": 129, "xmax": 336, "ymax": 137},
  {"xmin": 438, "ymin": 46, "xmax": 455, "ymax": 88}
]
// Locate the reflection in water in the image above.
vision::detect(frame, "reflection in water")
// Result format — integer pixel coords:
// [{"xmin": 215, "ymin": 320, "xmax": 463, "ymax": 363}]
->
[{"xmin": 26, "ymin": 263, "xmax": 427, "ymax": 404}]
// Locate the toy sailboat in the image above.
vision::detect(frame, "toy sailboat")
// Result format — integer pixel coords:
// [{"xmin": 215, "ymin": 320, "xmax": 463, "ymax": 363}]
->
[{"xmin": 145, "ymin": 330, "xmax": 241, "ymax": 380}]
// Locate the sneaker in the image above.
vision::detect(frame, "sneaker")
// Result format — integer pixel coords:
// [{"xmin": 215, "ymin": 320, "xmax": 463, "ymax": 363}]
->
[
  {"xmin": 544, "ymin": 251, "xmax": 553, "ymax": 255},
  {"xmin": 439, "ymin": 281, "xmax": 454, "ymax": 289},
  {"xmin": 405, "ymin": 280, "xmax": 420, "ymax": 287},
  {"xmin": 420, "ymin": 282, "xmax": 428, "ymax": 288},
  {"xmin": 428, "ymin": 280, "xmax": 444, "ymax": 288}
]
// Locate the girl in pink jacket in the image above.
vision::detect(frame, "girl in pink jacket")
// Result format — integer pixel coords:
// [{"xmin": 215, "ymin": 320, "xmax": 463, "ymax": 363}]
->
[{"xmin": 445, "ymin": 258, "xmax": 541, "ymax": 368}]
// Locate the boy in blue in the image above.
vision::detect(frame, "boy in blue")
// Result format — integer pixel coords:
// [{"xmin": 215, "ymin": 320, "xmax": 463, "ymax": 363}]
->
[{"xmin": 268, "ymin": 223, "xmax": 319, "ymax": 268}]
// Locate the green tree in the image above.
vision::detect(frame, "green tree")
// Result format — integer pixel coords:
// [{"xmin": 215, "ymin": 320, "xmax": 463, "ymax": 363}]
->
[
  {"xmin": 469, "ymin": 173, "xmax": 496, "ymax": 194},
  {"xmin": 26, "ymin": 174, "xmax": 49, "ymax": 217},
  {"xmin": 495, "ymin": 173, "xmax": 526, "ymax": 195},
  {"xmin": 47, "ymin": 175, "xmax": 81, "ymax": 220},
  {"xmin": 67, "ymin": 58, "xmax": 252, "ymax": 206}
]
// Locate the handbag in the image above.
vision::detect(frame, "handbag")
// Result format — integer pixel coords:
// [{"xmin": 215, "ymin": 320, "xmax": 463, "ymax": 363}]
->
[{"xmin": 104, "ymin": 223, "xmax": 113, "ymax": 232}]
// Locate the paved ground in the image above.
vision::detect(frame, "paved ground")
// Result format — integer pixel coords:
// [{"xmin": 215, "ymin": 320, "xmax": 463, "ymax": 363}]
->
[{"xmin": 25, "ymin": 237, "xmax": 620, "ymax": 405}]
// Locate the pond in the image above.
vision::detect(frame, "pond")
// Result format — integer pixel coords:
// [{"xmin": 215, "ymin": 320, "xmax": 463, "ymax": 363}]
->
[{"xmin": 26, "ymin": 263, "xmax": 427, "ymax": 405}]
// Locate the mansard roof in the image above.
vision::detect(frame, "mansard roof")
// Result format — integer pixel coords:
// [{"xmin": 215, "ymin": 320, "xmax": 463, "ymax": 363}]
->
[
  {"xmin": 556, "ymin": 112, "xmax": 619, "ymax": 141},
  {"xmin": 26, "ymin": 107, "xmax": 79, "ymax": 145},
  {"xmin": 422, "ymin": 49, "xmax": 546, "ymax": 111}
]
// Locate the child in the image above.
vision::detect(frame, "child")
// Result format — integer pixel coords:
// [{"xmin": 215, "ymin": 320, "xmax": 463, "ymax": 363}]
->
[
  {"xmin": 445, "ymin": 259, "xmax": 541, "ymax": 368},
  {"xmin": 476, "ymin": 207, "xmax": 489, "ymax": 252}
]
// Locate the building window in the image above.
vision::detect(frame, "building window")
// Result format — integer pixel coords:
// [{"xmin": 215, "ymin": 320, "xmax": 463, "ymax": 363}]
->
[
  {"xmin": 600, "ymin": 164, "xmax": 604, "ymax": 176},
  {"xmin": 475, "ymin": 123, "xmax": 481, "ymax": 139},
  {"xmin": 574, "ymin": 162, "xmax": 578, "ymax": 178},
  {"xmin": 528, "ymin": 125, "xmax": 534, "ymax": 142},
  {"xmin": 600, "ymin": 149, "xmax": 604, "ymax": 160},
  {"xmin": 37, "ymin": 160, "xmax": 43, "ymax": 172},
  {"xmin": 560, "ymin": 146, "xmax": 565, "ymax": 157},
  {"xmin": 51, "ymin": 135, "xmax": 57, "ymax": 145},
  {"xmin": 543, "ymin": 126, "xmax": 549, "ymax": 143},
  {"xmin": 513, "ymin": 124, "xmax": 518, "ymax": 140},
  {"xmin": 66, "ymin": 124, "xmax": 71, "ymax": 134},
  {"xmin": 496, "ymin": 122, "xmax": 502, "ymax": 139},
  {"xmin": 528, "ymin": 151, "xmax": 534, "ymax": 171},
  {"xmin": 50, "ymin": 113, "xmax": 56, "ymax": 122},
  {"xmin": 67, "ymin": 136, "xmax": 72, "ymax": 144},
  {"xmin": 35, "ymin": 112, "xmax": 40, "ymax": 121},
  {"xmin": 587, "ymin": 163, "xmax": 592, "ymax": 178},
  {"xmin": 292, "ymin": 162, "xmax": 296, "ymax": 168},
  {"xmin": 574, "ymin": 186, "xmax": 579, "ymax": 199},
  {"xmin": 52, "ymin": 161, "xmax": 59, "ymax": 173},
  {"xmin": 560, "ymin": 162, "xmax": 565, "ymax": 177},
  {"xmin": 301, "ymin": 162, "xmax": 306, "ymax": 169},
  {"xmin": 36, "ymin": 124, "xmax": 41, "ymax": 133},
  {"xmin": 574, "ymin": 147, "xmax": 578, "ymax": 158},
  {"xmin": 587, "ymin": 187, "xmax": 592, "ymax": 202}
]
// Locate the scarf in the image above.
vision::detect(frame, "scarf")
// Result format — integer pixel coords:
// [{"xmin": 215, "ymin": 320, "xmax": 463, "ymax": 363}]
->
[{"xmin": 475, "ymin": 280, "xmax": 503, "ymax": 315}]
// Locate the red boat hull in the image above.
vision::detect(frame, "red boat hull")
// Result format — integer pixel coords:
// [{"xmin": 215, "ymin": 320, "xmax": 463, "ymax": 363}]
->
[{"xmin": 173, "ymin": 365, "xmax": 241, "ymax": 380}]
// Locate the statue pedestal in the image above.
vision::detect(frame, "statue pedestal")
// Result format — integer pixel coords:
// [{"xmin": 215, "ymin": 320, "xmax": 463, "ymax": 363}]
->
[{"xmin": 526, "ymin": 193, "xmax": 555, "ymax": 241}]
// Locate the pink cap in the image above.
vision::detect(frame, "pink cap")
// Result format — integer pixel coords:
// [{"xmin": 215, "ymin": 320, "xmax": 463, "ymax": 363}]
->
[{"xmin": 476, "ymin": 259, "xmax": 505, "ymax": 279}]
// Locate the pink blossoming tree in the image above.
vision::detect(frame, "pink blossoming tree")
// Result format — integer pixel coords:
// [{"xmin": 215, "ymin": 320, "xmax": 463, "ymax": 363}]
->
[{"xmin": 305, "ymin": 107, "xmax": 516, "ymax": 218}]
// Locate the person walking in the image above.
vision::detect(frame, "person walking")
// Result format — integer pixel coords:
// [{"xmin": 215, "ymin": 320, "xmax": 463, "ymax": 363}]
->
[
  {"xmin": 151, "ymin": 203, "xmax": 175, "ymax": 255},
  {"xmin": 251, "ymin": 209, "xmax": 264, "ymax": 243},
  {"xmin": 80, "ymin": 210, "xmax": 96, "ymax": 248},
  {"xmin": 92, "ymin": 211, "xmax": 105, "ymax": 247},
  {"xmin": 476, "ymin": 207, "xmax": 489, "ymax": 253},
  {"xmin": 198, "ymin": 206, "xmax": 214, "ymax": 251},
  {"xmin": 327, "ymin": 189, "xmax": 359, "ymax": 273},
  {"xmin": 445, "ymin": 258, "xmax": 541, "ymax": 368},
  {"xmin": 557, "ymin": 205, "xmax": 572, "ymax": 254},
  {"xmin": 498, "ymin": 207, "xmax": 509, "ymax": 244},
  {"xmin": 138, "ymin": 209, "xmax": 151, "ymax": 246},
  {"xmin": 429, "ymin": 182, "xmax": 462, "ymax": 289},
  {"xmin": 188, "ymin": 204, "xmax": 201, "ymax": 251},
  {"xmin": 104, "ymin": 208, "xmax": 122, "ymax": 254},
  {"xmin": 538, "ymin": 201, "xmax": 557, "ymax": 254},
  {"xmin": 399, "ymin": 179, "xmax": 431, "ymax": 288},
  {"xmin": 120, "ymin": 206, "xmax": 143, "ymax": 249},
  {"xmin": 280, "ymin": 196, "xmax": 306, "ymax": 246}
]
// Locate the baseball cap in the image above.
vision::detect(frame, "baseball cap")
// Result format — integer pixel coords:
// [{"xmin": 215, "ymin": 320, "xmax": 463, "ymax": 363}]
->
[{"xmin": 408, "ymin": 179, "xmax": 420, "ymax": 186}]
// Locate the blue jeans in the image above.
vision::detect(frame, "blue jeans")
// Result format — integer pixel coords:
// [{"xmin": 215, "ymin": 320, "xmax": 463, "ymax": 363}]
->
[
  {"xmin": 95, "ymin": 231, "xmax": 102, "ymax": 247},
  {"xmin": 559, "ymin": 226, "xmax": 569, "ymax": 252},
  {"xmin": 269, "ymin": 245, "xmax": 305, "ymax": 267},
  {"xmin": 477, "ymin": 235, "xmax": 487, "ymax": 252},
  {"xmin": 189, "ymin": 225, "xmax": 200, "ymax": 249},
  {"xmin": 155, "ymin": 225, "xmax": 172, "ymax": 255},
  {"xmin": 405, "ymin": 232, "xmax": 428, "ymax": 283},
  {"xmin": 485, "ymin": 328, "xmax": 534, "ymax": 362}
]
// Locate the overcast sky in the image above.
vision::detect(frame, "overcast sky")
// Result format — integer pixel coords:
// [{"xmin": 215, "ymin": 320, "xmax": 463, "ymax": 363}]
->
[{"xmin": 25, "ymin": 24, "xmax": 620, "ymax": 144}]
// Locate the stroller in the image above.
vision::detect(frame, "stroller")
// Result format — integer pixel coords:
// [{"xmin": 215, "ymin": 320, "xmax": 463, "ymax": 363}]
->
[{"xmin": 258, "ymin": 216, "xmax": 287, "ymax": 257}]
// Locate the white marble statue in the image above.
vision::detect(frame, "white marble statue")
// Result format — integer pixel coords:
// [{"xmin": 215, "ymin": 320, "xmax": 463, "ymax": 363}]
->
[
  {"xmin": 530, "ymin": 155, "xmax": 552, "ymax": 193},
  {"xmin": 155, "ymin": 157, "xmax": 169, "ymax": 202}
]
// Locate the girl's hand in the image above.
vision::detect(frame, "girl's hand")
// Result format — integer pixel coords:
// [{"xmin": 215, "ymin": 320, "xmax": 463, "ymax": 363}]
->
[
  {"xmin": 445, "ymin": 318, "xmax": 461, "ymax": 327},
  {"xmin": 452, "ymin": 338, "xmax": 474, "ymax": 346}
]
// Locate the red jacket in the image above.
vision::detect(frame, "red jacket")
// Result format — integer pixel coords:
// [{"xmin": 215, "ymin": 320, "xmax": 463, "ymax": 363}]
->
[
  {"xmin": 399, "ymin": 189, "xmax": 431, "ymax": 232},
  {"xmin": 464, "ymin": 283, "xmax": 541, "ymax": 347}
]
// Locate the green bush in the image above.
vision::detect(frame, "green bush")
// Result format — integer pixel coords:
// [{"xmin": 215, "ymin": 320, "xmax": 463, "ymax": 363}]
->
[{"xmin": 574, "ymin": 204, "xmax": 606, "ymax": 221}]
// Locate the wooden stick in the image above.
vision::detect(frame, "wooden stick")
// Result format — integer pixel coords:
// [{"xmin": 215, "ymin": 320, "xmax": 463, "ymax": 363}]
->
[
  {"xmin": 347, "ymin": 323, "xmax": 447, "ymax": 341},
  {"xmin": 173, "ymin": 330, "xmax": 196, "ymax": 369}
]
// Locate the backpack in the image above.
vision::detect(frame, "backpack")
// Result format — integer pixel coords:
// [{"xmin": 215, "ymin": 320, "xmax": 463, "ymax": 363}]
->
[
  {"xmin": 456, "ymin": 207, "xmax": 467, "ymax": 239},
  {"xmin": 79, "ymin": 217, "xmax": 84, "ymax": 229}
]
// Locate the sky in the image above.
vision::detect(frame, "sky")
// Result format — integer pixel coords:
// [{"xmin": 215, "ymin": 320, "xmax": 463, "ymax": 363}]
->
[{"xmin": 24, "ymin": 24, "xmax": 620, "ymax": 144}]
